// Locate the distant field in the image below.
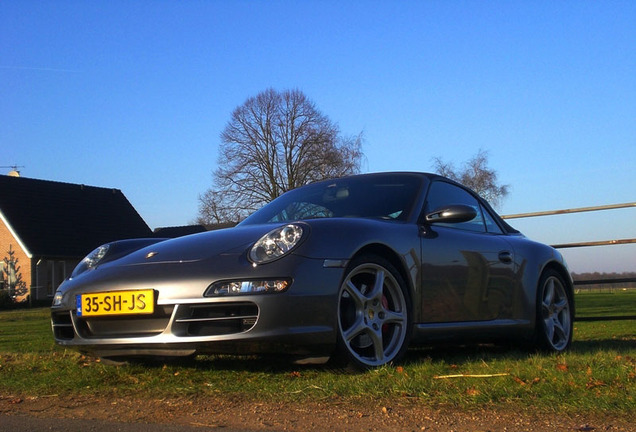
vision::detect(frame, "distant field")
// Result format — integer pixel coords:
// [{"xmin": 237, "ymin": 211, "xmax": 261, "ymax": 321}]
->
[{"xmin": 575, "ymin": 289, "xmax": 636, "ymax": 318}]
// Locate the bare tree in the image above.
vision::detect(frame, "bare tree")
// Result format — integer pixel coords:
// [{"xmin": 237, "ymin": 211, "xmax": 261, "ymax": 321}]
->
[
  {"xmin": 198, "ymin": 89, "xmax": 363, "ymax": 224},
  {"xmin": 432, "ymin": 149, "xmax": 509, "ymax": 208}
]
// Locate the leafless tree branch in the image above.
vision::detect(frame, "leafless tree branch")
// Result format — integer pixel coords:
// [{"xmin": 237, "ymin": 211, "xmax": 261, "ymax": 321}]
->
[
  {"xmin": 199, "ymin": 89, "xmax": 363, "ymax": 224},
  {"xmin": 432, "ymin": 149, "xmax": 509, "ymax": 208}
]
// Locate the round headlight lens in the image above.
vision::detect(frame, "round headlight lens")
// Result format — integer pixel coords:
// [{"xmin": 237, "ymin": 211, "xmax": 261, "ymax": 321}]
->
[
  {"xmin": 249, "ymin": 224, "xmax": 304, "ymax": 264},
  {"xmin": 71, "ymin": 244, "xmax": 110, "ymax": 278}
]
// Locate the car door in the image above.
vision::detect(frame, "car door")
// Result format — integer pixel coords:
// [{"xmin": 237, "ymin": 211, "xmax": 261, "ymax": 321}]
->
[{"xmin": 419, "ymin": 181, "xmax": 517, "ymax": 323}]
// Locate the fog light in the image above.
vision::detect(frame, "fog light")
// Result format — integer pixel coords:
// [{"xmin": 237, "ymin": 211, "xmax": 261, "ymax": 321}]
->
[{"xmin": 206, "ymin": 279, "xmax": 291, "ymax": 296}]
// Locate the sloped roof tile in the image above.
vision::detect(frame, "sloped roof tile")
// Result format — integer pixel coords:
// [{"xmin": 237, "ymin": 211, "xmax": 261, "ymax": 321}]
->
[{"xmin": 0, "ymin": 175, "xmax": 152, "ymax": 258}]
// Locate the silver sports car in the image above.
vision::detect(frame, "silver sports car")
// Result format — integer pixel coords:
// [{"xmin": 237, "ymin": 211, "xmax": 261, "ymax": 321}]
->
[{"xmin": 51, "ymin": 172, "xmax": 574, "ymax": 369}]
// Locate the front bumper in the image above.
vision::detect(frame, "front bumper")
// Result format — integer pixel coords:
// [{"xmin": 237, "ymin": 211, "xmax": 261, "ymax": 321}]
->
[
  {"xmin": 52, "ymin": 293, "xmax": 335, "ymax": 357},
  {"xmin": 51, "ymin": 255, "xmax": 345, "ymax": 358}
]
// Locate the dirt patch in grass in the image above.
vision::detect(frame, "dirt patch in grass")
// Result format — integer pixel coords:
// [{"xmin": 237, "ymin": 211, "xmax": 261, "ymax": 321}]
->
[{"xmin": 1, "ymin": 393, "xmax": 634, "ymax": 432}]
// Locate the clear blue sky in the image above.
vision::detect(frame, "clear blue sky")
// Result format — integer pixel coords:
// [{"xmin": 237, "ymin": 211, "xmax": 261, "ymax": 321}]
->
[{"xmin": 2, "ymin": 1, "xmax": 634, "ymax": 273}]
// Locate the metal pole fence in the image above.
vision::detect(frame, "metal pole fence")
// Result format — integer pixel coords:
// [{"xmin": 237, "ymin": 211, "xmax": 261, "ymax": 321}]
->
[{"xmin": 503, "ymin": 202, "xmax": 636, "ymax": 321}]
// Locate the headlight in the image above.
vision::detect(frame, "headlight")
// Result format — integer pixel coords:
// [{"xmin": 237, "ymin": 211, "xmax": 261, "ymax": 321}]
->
[
  {"xmin": 52, "ymin": 290, "xmax": 63, "ymax": 306},
  {"xmin": 249, "ymin": 224, "xmax": 304, "ymax": 264},
  {"xmin": 205, "ymin": 279, "xmax": 291, "ymax": 296},
  {"xmin": 71, "ymin": 244, "xmax": 110, "ymax": 278}
]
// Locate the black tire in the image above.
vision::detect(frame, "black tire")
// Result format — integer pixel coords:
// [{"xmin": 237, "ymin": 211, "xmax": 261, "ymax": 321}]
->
[
  {"xmin": 334, "ymin": 255, "xmax": 412, "ymax": 369},
  {"xmin": 535, "ymin": 269, "xmax": 573, "ymax": 352}
]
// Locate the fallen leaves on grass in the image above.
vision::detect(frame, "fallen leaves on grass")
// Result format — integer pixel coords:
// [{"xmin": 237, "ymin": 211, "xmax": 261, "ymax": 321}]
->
[
  {"xmin": 465, "ymin": 387, "xmax": 480, "ymax": 396},
  {"xmin": 512, "ymin": 376, "xmax": 541, "ymax": 386},
  {"xmin": 586, "ymin": 379, "xmax": 606, "ymax": 390}
]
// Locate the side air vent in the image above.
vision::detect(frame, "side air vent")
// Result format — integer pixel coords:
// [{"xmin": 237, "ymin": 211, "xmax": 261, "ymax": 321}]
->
[{"xmin": 173, "ymin": 302, "xmax": 259, "ymax": 336}]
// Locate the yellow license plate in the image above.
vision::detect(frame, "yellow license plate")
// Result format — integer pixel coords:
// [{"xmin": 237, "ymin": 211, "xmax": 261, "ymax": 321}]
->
[{"xmin": 76, "ymin": 290, "xmax": 154, "ymax": 317}]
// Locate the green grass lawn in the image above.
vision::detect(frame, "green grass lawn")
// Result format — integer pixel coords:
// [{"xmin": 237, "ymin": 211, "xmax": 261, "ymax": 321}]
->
[
  {"xmin": 575, "ymin": 289, "xmax": 636, "ymax": 317},
  {"xmin": 0, "ymin": 293, "xmax": 634, "ymax": 415}
]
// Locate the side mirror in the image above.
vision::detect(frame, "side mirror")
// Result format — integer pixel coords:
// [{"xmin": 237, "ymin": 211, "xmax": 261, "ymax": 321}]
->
[{"xmin": 425, "ymin": 204, "xmax": 477, "ymax": 224}]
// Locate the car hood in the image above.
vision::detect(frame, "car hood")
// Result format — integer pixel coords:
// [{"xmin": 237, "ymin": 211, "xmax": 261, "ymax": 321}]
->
[
  {"xmin": 56, "ymin": 224, "xmax": 304, "ymax": 304},
  {"xmin": 115, "ymin": 224, "xmax": 276, "ymax": 266}
]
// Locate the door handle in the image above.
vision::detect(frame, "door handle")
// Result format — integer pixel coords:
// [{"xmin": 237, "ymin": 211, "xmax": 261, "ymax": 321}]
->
[{"xmin": 498, "ymin": 251, "xmax": 512, "ymax": 264}]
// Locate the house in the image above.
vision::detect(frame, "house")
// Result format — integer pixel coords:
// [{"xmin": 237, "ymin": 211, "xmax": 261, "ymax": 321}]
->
[{"xmin": 0, "ymin": 174, "xmax": 152, "ymax": 302}]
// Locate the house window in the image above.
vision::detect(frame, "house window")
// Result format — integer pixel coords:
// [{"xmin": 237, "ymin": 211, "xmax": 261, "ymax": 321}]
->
[{"xmin": 46, "ymin": 261, "xmax": 67, "ymax": 296}]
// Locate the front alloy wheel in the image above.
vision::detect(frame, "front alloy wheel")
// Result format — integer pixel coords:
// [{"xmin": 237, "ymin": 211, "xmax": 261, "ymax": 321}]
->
[
  {"xmin": 336, "ymin": 256, "xmax": 411, "ymax": 369},
  {"xmin": 537, "ymin": 270, "xmax": 573, "ymax": 352}
]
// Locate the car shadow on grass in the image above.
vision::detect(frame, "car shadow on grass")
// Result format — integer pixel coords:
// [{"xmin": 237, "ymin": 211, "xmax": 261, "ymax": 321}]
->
[
  {"xmin": 105, "ymin": 337, "xmax": 634, "ymax": 373},
  {"xmin": 138, "ymin": 344, "xmax": 528, "ymax": 374}
]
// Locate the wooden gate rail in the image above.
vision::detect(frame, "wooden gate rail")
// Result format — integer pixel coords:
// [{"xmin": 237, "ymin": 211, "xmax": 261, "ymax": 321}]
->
[{"xmin": 502, "ymin": 202, "xmax": 635, "ymax": 322}]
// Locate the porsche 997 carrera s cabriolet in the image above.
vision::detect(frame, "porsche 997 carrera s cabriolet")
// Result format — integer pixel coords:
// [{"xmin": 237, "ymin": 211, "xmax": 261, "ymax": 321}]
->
[{"xmin": 52, "ymin": 172, "xmax": 574, "ymax": 369}]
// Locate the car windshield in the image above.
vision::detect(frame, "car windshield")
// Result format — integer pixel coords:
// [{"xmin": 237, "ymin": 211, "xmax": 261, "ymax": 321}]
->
[{"xmin": 240, "ymin": 173, "xmax": 425, "ymax": 225}]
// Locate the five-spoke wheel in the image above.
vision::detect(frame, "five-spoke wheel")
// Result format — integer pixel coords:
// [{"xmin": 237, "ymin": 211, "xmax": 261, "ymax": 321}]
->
[
  {"xmin": 336, "ymin": 255, "xmax": 411, "ymax": 369},
  {"xmin": 536, "ymin": 270, "xmax": 573, "ymax": 352}
]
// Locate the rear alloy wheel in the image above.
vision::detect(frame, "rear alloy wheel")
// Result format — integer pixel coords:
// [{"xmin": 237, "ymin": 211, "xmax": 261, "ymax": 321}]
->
[
  {"xmin": 536, "ymin": 270, "xmax": 573, "ymax": 352},
  {"xmin": 336, "ymin": 256, "xmax": 411, "ymax": 369}
]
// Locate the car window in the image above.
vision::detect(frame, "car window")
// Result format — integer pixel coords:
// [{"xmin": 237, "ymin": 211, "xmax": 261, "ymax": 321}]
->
[
  {"xmin": 424, "ymin": 181, "xmax": 486, "ymax": 233},
  {"xmin": 240, "ymin": 173, "xmax": 424, "ymax": 225},
  {"xmin": 482, "ymin": 205, "xmax": 504, "ymax": 234},
  {"xmin": 270, "ymin": 202, "xmax": 333, "ymax": 222}
]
